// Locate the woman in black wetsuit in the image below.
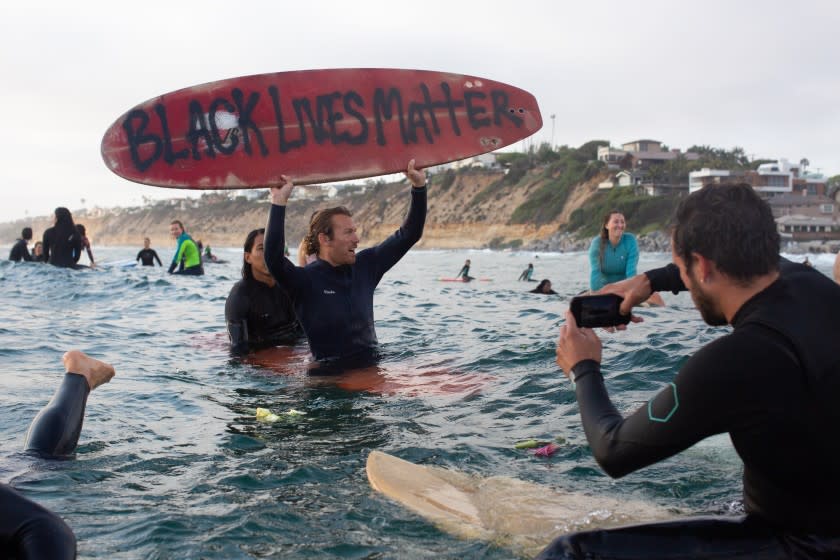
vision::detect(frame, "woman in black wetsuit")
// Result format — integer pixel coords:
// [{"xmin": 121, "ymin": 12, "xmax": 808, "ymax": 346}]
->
[
  {"xmin": 42, "ymin": 207, "xmax": 82, "ymax": 268},
  {"xmin": 529, "ymin": 279, "xmax": 557, "ymax": 294},
  {"xmin": 2, "ymin": 350, "xmax": 115, "ymax": 559},
  {"xmin": 225, "ymin": 228, "xmax": 304, "ymax": 355}
]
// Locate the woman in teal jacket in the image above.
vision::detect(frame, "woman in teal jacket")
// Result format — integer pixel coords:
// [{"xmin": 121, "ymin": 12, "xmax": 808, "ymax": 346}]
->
[
  {"xmin": 589, "ymin": 210, "xmax": 638, "ymax": 290},
  {"xmin": 588, "ymin": 210, "xmax": 664, "ymax": 305}
]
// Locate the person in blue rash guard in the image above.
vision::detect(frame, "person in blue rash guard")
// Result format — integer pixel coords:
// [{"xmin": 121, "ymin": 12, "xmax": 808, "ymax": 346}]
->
[
  {"xmin": 264, "ymin": 160, "xmax": 427, "ymax": 370},
  {"xmin": 588, "ymin": 210, "xmax": 638, "ymax": 291},
  {"xmin": 542, "ymin": 183, "xmax": 840, "ymax": 559},
  {"xmin": 589, "ymin": 210, "xmax": 664, "ymax": 306},
  {"xmin": 2, "ymin": 350, "xmax": 115, "ymax": 560}
]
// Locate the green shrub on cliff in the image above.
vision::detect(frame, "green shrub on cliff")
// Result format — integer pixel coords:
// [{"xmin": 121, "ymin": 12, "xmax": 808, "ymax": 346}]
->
[
  {"xmin": 508, "ymin": 141, "xmax": 608, "ymax": 225},
  {"xmin": 567, "ymin": 187, "xmax": 680, "ymax": 237}
]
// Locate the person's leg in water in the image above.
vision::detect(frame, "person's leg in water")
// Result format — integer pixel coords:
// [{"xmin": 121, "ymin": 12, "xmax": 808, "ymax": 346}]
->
[
  {"xmin": 24, "ymin": 350, "xmax": 115, "ymax": 457},
  {"xmin": 1, "ymin": 350, "xmax": 115, "ymax": 559}
]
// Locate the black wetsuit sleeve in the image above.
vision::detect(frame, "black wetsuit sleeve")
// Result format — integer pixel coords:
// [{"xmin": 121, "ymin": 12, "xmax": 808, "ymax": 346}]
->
[
  {"xmin": 571, "ymin": 333, "xmax": 758, "ymax": 478},
  {"xmin": 644, "ymin": 263, "xmax": 685, "ymax": 294},
  {"xmin": 23, "ymin": 373, "xmax": 90, "ymax": 458},
  {"xmin": 644, "ymin": 257, "xmax": 791, "ymax": 295},
  {"xmin": 264, "ymin": 204, "xmax": 311, "ymax": 300},
  {"xmin": 369, "ymin": 187, "xmax": 427, "ymax": 277},
  {"xmin": 225, "ymin": 285, "xmax": 250, "ymax": 356},
  {"xmin": 153, "ymin": 250, "xmax": 162, "ymax": 266},
  {"xmin": 0, "ymin": 483, "xmax": 76, "ymax": 560}
]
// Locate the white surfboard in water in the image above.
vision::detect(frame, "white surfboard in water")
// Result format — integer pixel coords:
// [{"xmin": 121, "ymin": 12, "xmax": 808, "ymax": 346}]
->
[{"xmin": 366, "ymin": 450, "xmax": 676, "ymax": 557}]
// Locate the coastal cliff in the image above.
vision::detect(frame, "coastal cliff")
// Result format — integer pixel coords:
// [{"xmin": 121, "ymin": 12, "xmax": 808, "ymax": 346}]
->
[
  {"xmin": 0, "ymin": 165, "xmax": 613, "ymax": 252},
  {"xmin": 5, "ymin": 141, "xmax": 835, "ymax": 255}
]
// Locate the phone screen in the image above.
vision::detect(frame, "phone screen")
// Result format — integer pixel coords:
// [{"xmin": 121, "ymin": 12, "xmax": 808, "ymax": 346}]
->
[{"xmin": 570, "ymin": 294, "xmax": 630, "ymax": 328}]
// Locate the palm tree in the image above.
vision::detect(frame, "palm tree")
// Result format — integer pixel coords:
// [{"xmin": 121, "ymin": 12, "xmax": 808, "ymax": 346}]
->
[{"xmin": 799, "ymin": 158, "xmax": 810, "ymax": 174}]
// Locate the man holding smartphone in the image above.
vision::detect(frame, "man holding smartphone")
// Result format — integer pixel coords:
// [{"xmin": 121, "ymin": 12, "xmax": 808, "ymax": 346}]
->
[{"xmin": 543, "ymin": 183, "xmax": 840, "ymax": 559}]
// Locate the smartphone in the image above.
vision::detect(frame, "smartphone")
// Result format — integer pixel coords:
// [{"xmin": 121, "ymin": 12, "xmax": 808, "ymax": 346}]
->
[{"xmin": 570, "ymin": 294, "xmax": 631, "ymax": 328}]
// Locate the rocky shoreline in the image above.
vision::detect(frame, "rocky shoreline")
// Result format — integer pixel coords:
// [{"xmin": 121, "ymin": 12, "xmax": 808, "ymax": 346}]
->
[{"xmin": 524, "ymin": 230, "xmax": 840, "ymax": 255}]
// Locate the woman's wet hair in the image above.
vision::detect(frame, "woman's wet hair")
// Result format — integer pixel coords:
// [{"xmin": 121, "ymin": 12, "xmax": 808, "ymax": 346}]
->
[
  {"xmin": 531, "ymin": 279, "xmax": 552, "ymax": 293},
  {"xmin": 241, "ymin": 228, "xmax": 265, "ymax": 280},
  {"xmin": 304, "ymin": 207, "xmax": 352, "ymax": 256},
  {"xmin": 53, "ymin": 207, "xmax": 77, "ymax": 241}
]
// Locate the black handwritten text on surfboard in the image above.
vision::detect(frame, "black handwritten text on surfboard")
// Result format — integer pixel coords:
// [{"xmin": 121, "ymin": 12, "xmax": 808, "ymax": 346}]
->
[{"xmin": 122, "ymin": 82, "xmax": 526, "ymax": 172}]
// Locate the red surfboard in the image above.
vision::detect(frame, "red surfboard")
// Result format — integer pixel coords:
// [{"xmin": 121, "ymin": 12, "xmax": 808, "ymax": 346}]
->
[{"xmin": 101, "ymin": 68, "xmax": 542, "ymax": 189}]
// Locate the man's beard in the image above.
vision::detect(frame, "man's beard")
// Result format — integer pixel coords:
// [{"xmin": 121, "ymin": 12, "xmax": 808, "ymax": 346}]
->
[{"xmin": 690, "ymin": 278, "xmax": 727, "ymax": 326}]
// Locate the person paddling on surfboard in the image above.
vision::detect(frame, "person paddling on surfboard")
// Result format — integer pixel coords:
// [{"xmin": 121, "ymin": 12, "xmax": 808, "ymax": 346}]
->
[
  {"xmin": 264, "ymin": 160, "xmax": 427, "ymax": 370},
  {"xmin": 546, "ymin": 183, "xmax": 840, "ymax": 559},
  {"xmin": 457, "ymin": 259, "xmax": 475, "ymax": 282}
]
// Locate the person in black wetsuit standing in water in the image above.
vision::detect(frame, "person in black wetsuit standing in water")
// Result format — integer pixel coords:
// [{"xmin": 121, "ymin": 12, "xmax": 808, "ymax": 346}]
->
[
  {"xmin": 225, "ymin": 228, "xmax": 303, "ymax": 355},
  {"xmin": 42, "ymin": 207, "xmax": 82, "ymax": 268},
  {"xmin": 9, "ymin": 227, "xmax": 33, "ymax": 262},
  {"xmin": 1, "ymin": 350, "xmax": 115, "ymax": 559},
  {"xmin": 264, "ymin": 159, "xmax": 427, "ymax": 369},
  {"xmin": 136, "ymin": 237, "xmax": 162, "ymax": 267},
  {"xmin": 541, "ymin": 183, "xmax": 840, "ymax": 559}
]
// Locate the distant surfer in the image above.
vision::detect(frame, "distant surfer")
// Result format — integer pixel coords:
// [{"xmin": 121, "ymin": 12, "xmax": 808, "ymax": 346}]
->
[
  {"xmin": 264, "ymin": 160, "xmax": 427, "ymax": 369},
  {"xmin": 226, "ymin": 228, "xmax": 303, "ymax": 355},
  {"xmin": 204, "ymin": 244, "xmax": 218, "ymax": 263},
  {"xmin": 588, "ymin": 210, "xmax": 664, "ymax": 306},
  {"xmin": 31, "ymin": 241, "xmax": 45, "ymax": 262},
  {"xmin": 42, "ymin": 207, "xmax": 82, "ymax": 268},
  {"xmin": 8, "ymin": 226, "xmax": 33, "ymax": 262},
  {"xmin": 167, "ymin": 220, "xmax": 204, "ymax": 275},
  {"xmin": 457, "ymin": 259, "xmax": 475, "ymax": 282},
  {"xmin": 136, "ymin": 237, "xmax": 163, "ymax": 266},
  {"xmin": 2, "ymin": 350, "xmax": 115, "ymax": 559},
  {"xmin": 75, "ymin": 224, "xmax": 96, "ymax": 268},
  {"xmin": 529, "ymin": 279, "xmax": 556, "ymax": 294},
  {"xmin": 547, "ymin": 183, "xmax": 840, "ymax": 559},
  {"xmin": 518, "ymin": 263, "xmax": 535, "ymax": 281}
]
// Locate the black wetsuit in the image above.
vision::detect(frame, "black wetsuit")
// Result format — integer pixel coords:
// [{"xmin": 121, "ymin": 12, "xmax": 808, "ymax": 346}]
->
[
  {"xmin": 0, "ymin": 372, "xmax": 90, "ymax": 559},
  {"xmin": 8, "ymin": 239, "xmax": 32, "ymax": 262},
  {"xmin": 225, "ymin": 276, "xmax": 303, "ymax": 355},
  {"xmin": 538, "ymin": 260, "xmax": 840, "ymax": 559},
  {"xmin": 264, "ymin": 187, "xmax": 426, "ymax": 364},
  {"xmin": 42, "ymin": 227, "xmax": 81, "ymax": 268},
  {"xmin": 136, "ymin": 248, "xmax": 162, "ymax": 267}
]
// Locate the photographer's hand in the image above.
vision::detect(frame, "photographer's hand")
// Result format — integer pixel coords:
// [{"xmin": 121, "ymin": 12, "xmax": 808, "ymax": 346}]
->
[
  {"xmin": 556, "ymin": 310, "xmax": 602, "ymax": 380},
  {"xmin": 594, "ymin": 274, "xmax": 650, "ymax": 330}
]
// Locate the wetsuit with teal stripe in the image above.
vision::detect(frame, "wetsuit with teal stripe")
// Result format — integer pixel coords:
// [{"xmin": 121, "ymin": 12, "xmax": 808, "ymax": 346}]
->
[{"xmin": 538, "ymin": 260, "xmax": 840, "ymax": 559}]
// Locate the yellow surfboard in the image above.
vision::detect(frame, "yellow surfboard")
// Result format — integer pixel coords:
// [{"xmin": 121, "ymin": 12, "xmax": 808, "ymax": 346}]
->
[{"xmin": 366, "ymin": 450, "xmax": 675, "ymax": 557}]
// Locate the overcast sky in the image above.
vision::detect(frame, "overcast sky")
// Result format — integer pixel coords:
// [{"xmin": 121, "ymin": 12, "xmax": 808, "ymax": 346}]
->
[{"xmin": 1, "ymin": 0, "xmax": 838, "ymax": 223}]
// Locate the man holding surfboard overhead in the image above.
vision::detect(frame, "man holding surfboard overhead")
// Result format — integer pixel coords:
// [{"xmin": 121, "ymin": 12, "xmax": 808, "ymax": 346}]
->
[
  {"xmin": 549, "ymin": 183, "xmax": 840, "ymax": 559},
  {"xmin": 264, "ymin": 159, "xmax": 427, "ymax": 369}
]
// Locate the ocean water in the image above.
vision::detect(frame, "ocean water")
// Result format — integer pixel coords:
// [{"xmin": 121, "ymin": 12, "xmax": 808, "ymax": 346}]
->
[{"xmin": 0, "ymin": 247, "xmax": 834, "ymax": 559}]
